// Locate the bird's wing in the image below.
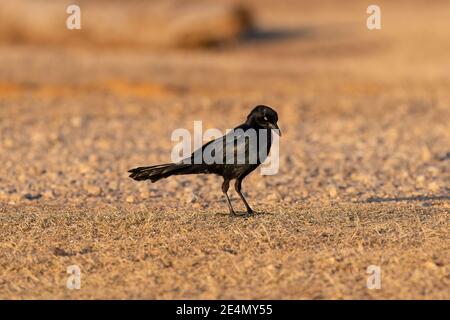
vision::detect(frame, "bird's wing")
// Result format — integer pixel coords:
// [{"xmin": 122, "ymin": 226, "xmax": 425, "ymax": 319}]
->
[{"xmin": 185, "ymin": 125, "xmax": 252, "ymax": 165}]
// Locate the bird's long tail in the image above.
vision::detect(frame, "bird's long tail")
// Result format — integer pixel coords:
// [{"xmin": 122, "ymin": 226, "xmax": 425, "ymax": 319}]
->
[{"xmin": 128, "ymin": 163, "xmax": 193, "ymax": 183}]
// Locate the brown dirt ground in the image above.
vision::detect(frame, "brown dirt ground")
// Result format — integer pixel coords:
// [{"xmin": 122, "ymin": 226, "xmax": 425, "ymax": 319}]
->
[{"xmin": 0, "ymin": 0, "xmax": 449, "ymax": 299}]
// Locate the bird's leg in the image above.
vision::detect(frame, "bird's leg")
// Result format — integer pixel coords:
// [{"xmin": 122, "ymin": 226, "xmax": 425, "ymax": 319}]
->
[
  {"xmin": 235, "ymin": 178, "xmax": 253, "ymax": 214},
  {"xmin": 222, "ymin": 179, "xmax": 235, "ymax": 215}
]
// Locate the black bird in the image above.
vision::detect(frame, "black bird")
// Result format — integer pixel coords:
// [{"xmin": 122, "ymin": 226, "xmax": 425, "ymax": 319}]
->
[{"xmin": 128, "ymin": 105, "xmax": 281, "ymax": 215}]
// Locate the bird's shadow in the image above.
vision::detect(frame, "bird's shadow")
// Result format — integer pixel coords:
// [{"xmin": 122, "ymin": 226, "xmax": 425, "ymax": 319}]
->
[
  {"xmin": 214, "ymin": 211, "xmax": 273, "ymax": 218},
  {"xmin": 362, "ymin": 195, "xmax": 449, "ymax": 203}
]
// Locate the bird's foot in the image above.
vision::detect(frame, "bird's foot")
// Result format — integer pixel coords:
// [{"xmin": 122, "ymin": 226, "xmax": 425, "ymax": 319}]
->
[{"xmin": 246, "ymin": 208, "xmax": 254, "ymax": 215}]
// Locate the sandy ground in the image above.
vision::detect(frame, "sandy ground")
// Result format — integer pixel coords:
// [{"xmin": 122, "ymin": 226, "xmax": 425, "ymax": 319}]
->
[{"xmin": 0, "ymin": 0, "xmax": 449, "ymax": 299}]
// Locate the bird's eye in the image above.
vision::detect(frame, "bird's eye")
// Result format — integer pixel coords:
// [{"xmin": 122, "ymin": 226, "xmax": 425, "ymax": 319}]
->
[{"xmin": 263, "ymin": 116, "xmax": 268, "ymax": 122}]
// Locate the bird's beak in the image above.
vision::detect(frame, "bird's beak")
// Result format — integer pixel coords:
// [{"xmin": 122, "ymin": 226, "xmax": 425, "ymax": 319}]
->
[{"xmin": 269, "ymin": 123, "xmax": 282, "ymax": 136}]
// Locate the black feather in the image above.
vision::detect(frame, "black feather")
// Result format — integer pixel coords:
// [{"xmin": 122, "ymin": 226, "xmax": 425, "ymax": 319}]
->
[{"xmin": 128, "ymin": 105, "xmax": 280, "ymax": 215}]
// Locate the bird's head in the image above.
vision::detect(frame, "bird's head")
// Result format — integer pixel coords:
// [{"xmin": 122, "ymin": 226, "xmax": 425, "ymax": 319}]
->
[{"xmin": 246, "ymin": 105, "xmax": 281, "ymax": 136}]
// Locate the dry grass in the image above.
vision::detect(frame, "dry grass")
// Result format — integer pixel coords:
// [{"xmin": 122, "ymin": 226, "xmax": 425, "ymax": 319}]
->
[
  {"xmin": 0, "ymin": 202, "xmax": 448, "ymax": 299},
  {"xmin": 0, "ymin": 0, "xmax": 449, "ymax": 299}
]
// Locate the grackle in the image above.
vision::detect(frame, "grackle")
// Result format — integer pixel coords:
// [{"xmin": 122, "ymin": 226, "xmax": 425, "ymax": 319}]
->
[{"xmin": 128, "ymin": 105, "xmax": 281, "ymax": 215}]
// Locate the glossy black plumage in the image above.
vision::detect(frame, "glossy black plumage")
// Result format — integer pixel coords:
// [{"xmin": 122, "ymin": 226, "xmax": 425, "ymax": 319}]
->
[{"xmin": 128, "ymin": 105, "xmax": 281, "ymax": 215}]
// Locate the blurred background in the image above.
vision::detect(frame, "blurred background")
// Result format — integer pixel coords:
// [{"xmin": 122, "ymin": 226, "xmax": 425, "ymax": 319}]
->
[{"xmin": 0, "ymin": 0, "xmax": 448, "ymax": 205}]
